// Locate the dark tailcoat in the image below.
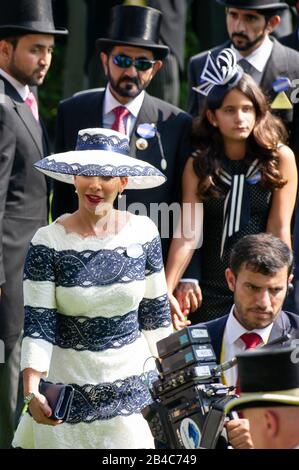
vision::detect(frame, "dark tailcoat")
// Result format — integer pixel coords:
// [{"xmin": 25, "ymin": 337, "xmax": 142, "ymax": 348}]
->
[
  {"xmin": 200, "ymin": 310, "xmax": 299, "ymax": 364},
  {"xmin": 51, "ymin": 89, "xmax": 197, "ymax": 274},
  {"xmin": 187, "ymin": 37, "xmax": 299, "ymax": 162},
  {"xmin": 280, "ymin": 29, "xmax": 299, "ymax": 51},
  {"xmin": 0, "ymin": 77, "xmax": 48, "ymax": 353}
]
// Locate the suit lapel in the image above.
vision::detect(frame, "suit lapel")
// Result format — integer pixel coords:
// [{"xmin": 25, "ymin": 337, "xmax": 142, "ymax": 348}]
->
[
  {"xmin": 2, "ymin": 78, "xmax": 44, "ymax": 157},
  {"xmin": 261, "ymin": 38, "xmax": 288, "ymax": 94},
  {"xmin": 15, "ymin": 102, "xmax": 44, "ymax": 157},
  {"xmin": 130, "ymin": 93, "xmax": 158, "ymax": 159},
  {"xmin": 269, "ymin": 311, "xmax": 291, "ymax": 342},
  {"xmin": 206, "ymin": 316, "xmax": 228, "ymax": 363}
]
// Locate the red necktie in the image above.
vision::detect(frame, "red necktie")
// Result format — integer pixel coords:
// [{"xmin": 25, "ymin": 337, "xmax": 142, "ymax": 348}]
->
[
  {"xmin": 111, "ymin": 106, "xmax": 129, "ymax": 134},
  {"xmin": 235, "ymin": 333, "xmax": 263, "ymax": 396},
  {"xmin": 25, "ymin": 91, "xmax": 39, "ymax": 121}
]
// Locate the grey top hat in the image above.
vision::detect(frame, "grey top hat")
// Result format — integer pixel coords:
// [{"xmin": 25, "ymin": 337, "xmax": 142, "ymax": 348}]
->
[
  {"xmin": 216, "ymin": 0, "xmax": 289, "ymax": 10},
  {"xmin": 0, "ymin": 0, "xmax": 68, "ymax": 38},
  {"xmin": 96, "ymin": 5, "xmax": 169, "ymax": 60}
]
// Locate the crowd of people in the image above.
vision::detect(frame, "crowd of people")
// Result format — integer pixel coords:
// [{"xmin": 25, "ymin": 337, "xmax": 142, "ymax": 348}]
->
[{"xmin": 1, "ymin": 0, "xmax": 299, "ymax": 450}]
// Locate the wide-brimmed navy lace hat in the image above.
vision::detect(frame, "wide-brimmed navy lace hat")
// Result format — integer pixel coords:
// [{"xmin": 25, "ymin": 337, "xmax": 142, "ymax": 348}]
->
[{"xmin": 34, "ymin": 128, "xmax": 166, "ymax": 190}]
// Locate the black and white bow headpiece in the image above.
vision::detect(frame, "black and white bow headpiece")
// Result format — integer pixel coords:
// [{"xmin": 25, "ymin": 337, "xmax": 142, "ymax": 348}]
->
[{"xmin": 193, "ymin": 48, "xmax": 243, "ymax": 97}]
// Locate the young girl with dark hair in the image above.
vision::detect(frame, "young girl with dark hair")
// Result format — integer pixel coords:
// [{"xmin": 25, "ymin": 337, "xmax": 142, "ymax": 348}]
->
[{"xmin": 166, "ymin": 49, "xmax": 297, "ymax": 329}]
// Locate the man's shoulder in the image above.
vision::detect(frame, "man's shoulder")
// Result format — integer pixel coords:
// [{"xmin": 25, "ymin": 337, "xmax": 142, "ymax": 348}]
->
[
  {"xmin": 271, "ymin": 37, "xmax": 299, "ymax": 64},
  {"xmin": 144, "ymin": 93, "xmax": 192, "ymax": 121},
  {"xmin": 280, "ymin": 310, "xmax": 299, "ymax": 328},
  {"xmin": 58, "ymin": 87, "xmax": 104, "ymax": 111},
  {"xmin": 197, "ymin": 315, "xmax": 229, "ymax": 335},
  {"xmin": 189, "ymin": 41, "xmax": 230, "ymax": 67}
]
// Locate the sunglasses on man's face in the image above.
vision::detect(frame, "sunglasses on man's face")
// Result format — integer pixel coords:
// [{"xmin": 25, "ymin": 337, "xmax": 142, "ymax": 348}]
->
[{"xmin": 111, "ymin": 54, "xmax": 157, "ymax": 71}]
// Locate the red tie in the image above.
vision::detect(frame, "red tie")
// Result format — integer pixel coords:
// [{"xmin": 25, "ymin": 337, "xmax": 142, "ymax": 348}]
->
[
  {"xmin": 25, "ymin": 91, "xmax": 39, "ymax": 121},
  {"xmin": 235, "ymin": 333, "xmax": 263, "ymax": 396},
  {"xmin": 111, "ymin": 106, "xmax": 129, "ymax": 134}
]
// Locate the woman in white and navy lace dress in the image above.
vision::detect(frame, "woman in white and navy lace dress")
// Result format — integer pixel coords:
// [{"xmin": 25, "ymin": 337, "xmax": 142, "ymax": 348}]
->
[
  {"xmin": 166, "ymin": 49, "xmax": 298, "ymax": 329},
  {"xmin": 13, "ymin": 128, "xmax": 172, "ymax": 449}
]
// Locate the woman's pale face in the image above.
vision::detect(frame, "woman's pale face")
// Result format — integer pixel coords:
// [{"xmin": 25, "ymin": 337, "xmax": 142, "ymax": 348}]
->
[
  {"xmin": 208, "ymin": 88, "xmax": 256, "ymax": 144},
  {"xmin": 74, "ymin": 175, "xmax": 128, "ymax": 214}
]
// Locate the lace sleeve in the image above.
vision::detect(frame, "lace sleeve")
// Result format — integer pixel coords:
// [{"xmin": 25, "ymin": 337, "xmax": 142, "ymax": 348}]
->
[
  {"xmin": 138, "ymin": 227, "xmax": 173, "ymax": 357},
  {"xmin": 21, "ymin": 231, "xmax": 56, "ymax": 374}
]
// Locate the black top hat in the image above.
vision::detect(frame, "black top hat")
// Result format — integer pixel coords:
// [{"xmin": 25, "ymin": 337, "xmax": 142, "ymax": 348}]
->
[
  {"xmin": 225, "ymin": 347, "xmax": 299, "ymax": 413},
  {"xmin": 96, "ymin": 5, "xmax": 169, "ymax": 60},
  {"xmin": 216, "ymin": 0, "xmax": 289, "ymax": 10},
  {"xmin": 0, "ymin": 0, "xmax": 68, "ymax": 38}
]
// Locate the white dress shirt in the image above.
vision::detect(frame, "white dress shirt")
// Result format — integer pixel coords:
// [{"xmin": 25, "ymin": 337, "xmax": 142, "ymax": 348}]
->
[
  {"xmin": 103, "ymin": 85, "xmax": 145, "ymax": 138},
  {"xmin": 231, "ymin": 35, "xmax": 273, "ymax": 73},
  {"xmin": 222, "ymin": 305, "xmax": 273, "ymax": 386}
]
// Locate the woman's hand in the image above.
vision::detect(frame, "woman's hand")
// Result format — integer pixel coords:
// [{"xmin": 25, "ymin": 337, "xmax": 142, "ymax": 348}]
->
[
  {"xmin": 174, "ymin": 282, "xmax": 202, "ymax": 314},
  {"xmin": 28, "ymin": 393, "xmax": 63, "ymax": 426},
  {"xmin": 168, "ymin": 292, "xmax": 191, "ymax": 330}
]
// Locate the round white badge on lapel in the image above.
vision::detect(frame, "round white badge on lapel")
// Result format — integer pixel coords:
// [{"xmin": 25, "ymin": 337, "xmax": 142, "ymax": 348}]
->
[
  {"xmin": 136, "ymin": 138, "xmax": 148, "ymax": 151},
  {"xmin": 161, "ymin": 158, "xmax": 167, "ymax": 171},
  {"xmin": 126, "ymin": 243, "xmax": 143, "ymax": 258}
]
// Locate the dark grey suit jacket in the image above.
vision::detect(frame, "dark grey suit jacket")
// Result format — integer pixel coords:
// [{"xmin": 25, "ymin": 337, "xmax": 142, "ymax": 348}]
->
[
  {"xmin": 187, "ymin": 37, "xmax": 299, "ymax": 161},
  {"xmin": 200, "ymin": 310, "xmax": 299, "ymax": 364},
  {"xmin": 51, "ymin": 88, "xmax": 199, "ymax": 274},
  {"xmin": 0, "ymin": 77, "xmax": 48, "ymax": 351}
]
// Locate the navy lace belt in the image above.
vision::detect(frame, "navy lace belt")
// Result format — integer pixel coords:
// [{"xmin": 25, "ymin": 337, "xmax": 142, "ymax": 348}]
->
[
  {"xmin": 42, "ymin": 373, "xmax": 157, "ymax": 424},
  {"xmin": 24, "ymin": 307, "xmax": 140, "ymax": 351}
]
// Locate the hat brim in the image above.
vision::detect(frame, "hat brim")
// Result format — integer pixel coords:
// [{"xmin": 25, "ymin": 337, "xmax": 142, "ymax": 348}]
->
[
  {"xmin": 225, "ymin": 388, "xmax": 299, "ymax": 413},
  {"xmin": 216, "ymin": 0, "xmax": 289, "ymax": 10},
  {"xmin": 0, "ymin": 25, "xmax": 68, "ymax": 36},
  {"xmin": 96, "ymin": 38, "xmax": 169, "ymax": 60},
  {"xmin": 34, "ymin": 150, "xmax": 166, "ymax": 190}
]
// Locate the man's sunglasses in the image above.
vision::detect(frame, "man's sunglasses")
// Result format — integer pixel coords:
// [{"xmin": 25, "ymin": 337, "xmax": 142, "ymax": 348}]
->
[{"xmin": 112, "ymin": 54, "xmax": 156, "ymax": 72}]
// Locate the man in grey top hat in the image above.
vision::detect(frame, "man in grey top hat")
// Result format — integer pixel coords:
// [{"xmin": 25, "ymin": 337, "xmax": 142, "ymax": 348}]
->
[
  {"xmin": 188, "ymin": 1, "xmax": 299, "ymax": 165},
  {"xmin": 0, "ymin": 0, "xmax": 67, "ymax": 448}
]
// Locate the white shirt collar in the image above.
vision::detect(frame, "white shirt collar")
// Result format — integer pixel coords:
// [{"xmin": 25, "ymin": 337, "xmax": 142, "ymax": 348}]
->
[
  {"xmin": 0, "ymin": 68, "xmax": 30, "ymax": 101},
  {"xmin": 231, "ymin": 35, "xmax": 273, "ymax": 73},
  {"xmin": 225, "ymin": 304, "xmax": 273, "ymax": 346},
  {"xmin": 103, "ymin": 85, "xmax": 145, "ymax": 118}
]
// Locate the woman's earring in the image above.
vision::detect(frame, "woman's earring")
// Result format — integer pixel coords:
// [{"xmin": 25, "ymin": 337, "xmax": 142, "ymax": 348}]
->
[
  {"xmin": 74, "ymin": 189, "xmax": 78, "ymax": 194},
  {"xmin": 118, "ymin": 192, "xmax": 122, "ymax": 200}
]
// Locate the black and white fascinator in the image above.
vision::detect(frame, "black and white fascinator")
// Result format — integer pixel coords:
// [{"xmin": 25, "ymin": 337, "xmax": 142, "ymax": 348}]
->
[{"xmin": 193, "ymin": 48, "xmax": 244, "ymax": 108}]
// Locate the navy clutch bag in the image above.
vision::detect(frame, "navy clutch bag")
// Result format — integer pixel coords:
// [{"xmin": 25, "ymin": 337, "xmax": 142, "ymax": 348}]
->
[{"xmin": 39, "ymin": 379, "xmax": 74, "ymax": 421}]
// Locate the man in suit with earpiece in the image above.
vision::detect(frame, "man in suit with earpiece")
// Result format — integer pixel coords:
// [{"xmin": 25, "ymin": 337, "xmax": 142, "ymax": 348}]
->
[{"xmin": 198, "ymin": 233, "xmax": 299, "ymax": 448}]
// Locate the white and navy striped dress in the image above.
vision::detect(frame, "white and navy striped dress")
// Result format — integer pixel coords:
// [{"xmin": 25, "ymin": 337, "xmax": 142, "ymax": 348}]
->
[{"xmin": 13, "ymin": 214, "xmax": 172, "ymax": 449}]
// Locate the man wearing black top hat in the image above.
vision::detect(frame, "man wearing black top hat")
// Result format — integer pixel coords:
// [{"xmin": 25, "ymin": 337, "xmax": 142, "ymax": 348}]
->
[
  {"xmin": 225, "ymin": 347, "xmax": 299, "ymax": 448},
  {"xmin": 0, "ymin": 0, "xmax": 67, "ymax": 449},
  {"xmin": 51, "ymin": 4, "xmax": 199, "ymax": 280},
  {"xmin": 188, "ymin": 1, "xmax": 299, "ymax": 166}
]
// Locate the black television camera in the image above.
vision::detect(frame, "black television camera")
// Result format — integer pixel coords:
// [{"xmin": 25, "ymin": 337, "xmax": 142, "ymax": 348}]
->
[{"xmin": 142, "ymin": 325, "xmax": 237, "ymax": 449}]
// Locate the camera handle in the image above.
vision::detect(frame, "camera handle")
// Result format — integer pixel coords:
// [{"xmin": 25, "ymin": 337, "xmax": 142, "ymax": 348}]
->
[{"xmin": 199, "ymin": 395, "xmax": 237, "ymax": 449}]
